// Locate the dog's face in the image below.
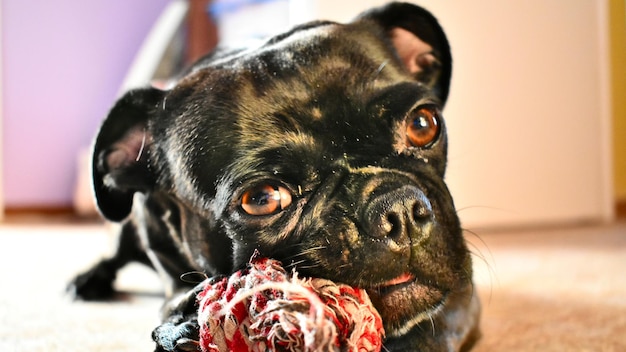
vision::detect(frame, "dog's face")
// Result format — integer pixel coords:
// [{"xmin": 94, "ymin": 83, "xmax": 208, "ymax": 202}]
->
[{"xmin": 92, "ymin": 3, "xmax": 476, "ymax": 347}]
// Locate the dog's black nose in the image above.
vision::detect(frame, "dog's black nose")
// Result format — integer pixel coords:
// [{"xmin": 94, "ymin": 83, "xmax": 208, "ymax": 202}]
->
[{"xmin": 363, "ymin": 185, "xmax": 433, "ymax": 247}]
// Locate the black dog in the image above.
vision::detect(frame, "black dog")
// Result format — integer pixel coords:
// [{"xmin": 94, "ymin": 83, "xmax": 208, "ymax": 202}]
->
[{"xmin": 70, "ymin": 2, "xmax": 480, "ymax": 351}]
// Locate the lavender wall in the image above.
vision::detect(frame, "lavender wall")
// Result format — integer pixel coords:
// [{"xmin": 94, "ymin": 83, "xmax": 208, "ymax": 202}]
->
[{"xmin": 2, "ymin": 0, "xmax": 171, "ymax": 207}]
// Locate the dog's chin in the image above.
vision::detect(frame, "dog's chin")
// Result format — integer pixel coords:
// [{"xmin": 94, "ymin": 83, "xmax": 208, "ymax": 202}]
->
[{"xmin": 366, "ymin": 273, "xmax": 447, "ymax": 337}]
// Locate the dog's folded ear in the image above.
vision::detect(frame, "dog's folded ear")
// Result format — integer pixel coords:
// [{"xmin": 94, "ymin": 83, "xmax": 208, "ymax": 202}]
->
[
  {"xmin": 356, "ymin": 2, "xmax": 452, "ymax": 105},
  {"xmin": 92, "ymin": 87, "xmax": 164, "ymax": 221}
]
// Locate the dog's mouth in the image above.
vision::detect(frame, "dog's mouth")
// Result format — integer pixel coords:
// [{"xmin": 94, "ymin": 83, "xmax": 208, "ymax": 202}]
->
[{"xmin": 366, "ymin": 272, "xmax": 447, "ymax": 337}]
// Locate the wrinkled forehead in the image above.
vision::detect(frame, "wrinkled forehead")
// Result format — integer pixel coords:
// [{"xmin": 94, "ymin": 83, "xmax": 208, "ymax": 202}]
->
[{"xmin": 203, "ymin": 22, "xmax": 410, "ymax": 116}]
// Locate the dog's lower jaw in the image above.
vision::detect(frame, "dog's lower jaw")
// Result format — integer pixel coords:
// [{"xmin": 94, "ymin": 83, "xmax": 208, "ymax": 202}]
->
[{"xmin": 380, "ymin": 283, "xmax": 481, "ymax": 351}]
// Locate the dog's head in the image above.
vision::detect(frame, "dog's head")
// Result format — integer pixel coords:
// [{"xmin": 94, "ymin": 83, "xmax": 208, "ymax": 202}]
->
[{"xmin": 92, "ymin": 2, "xmax": 477, "ymax": 347}]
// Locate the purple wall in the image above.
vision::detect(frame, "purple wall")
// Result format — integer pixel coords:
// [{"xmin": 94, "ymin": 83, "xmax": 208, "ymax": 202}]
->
[{"xmin": 2, "ymin": 0, "xmax": 171, "ymax": 207}]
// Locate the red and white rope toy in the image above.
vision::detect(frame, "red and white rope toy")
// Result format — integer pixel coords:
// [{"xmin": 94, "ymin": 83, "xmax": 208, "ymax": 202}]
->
[{"xmin": 196, "ymin": 257, "xmax": 385, "ymax": 352}]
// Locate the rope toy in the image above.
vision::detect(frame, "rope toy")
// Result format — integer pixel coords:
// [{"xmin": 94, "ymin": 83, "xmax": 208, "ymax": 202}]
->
[{"xmin": 196, "ymin": 257, "xmax": 385, "ymax": 352}]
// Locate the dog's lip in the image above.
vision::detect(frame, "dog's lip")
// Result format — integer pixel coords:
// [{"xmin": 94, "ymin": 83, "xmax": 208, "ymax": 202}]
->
[{"xmin": 373, "ymin": 272, "xmax": 415, "ymax": 292}]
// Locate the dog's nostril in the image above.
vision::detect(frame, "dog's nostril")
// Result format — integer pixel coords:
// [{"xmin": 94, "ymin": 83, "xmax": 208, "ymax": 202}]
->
[
  {"xmin": 385, "ymin": 213, "xmax": 403, "ymax": 240},
  {"xmin": 412, "ymin": 201, "xmax": 431, "ymax": 222}
]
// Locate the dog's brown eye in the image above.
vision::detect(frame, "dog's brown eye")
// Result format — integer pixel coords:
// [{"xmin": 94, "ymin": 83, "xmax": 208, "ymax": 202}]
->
[
  {"xmin": 405, "ymin": 106, "xmax": 440, "ymax": 148},
  {"xmin": 241, "ymin": 184, "xmax": 292, "ymax": 216}
]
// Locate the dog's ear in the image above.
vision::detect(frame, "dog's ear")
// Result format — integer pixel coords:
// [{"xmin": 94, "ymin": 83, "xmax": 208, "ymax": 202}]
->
[
  {"xmin": 356, "ymin": 2, "xmax": 452, "ymax": 105},
  {"xmin": 92, "ymin": 87, "xmax": 164, "ymax": 221}
]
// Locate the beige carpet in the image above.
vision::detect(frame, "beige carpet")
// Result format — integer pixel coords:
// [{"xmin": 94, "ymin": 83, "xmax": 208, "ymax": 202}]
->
[{"xmin": 1, "ymin": 219, "xmax": 625, "ymax": 351}]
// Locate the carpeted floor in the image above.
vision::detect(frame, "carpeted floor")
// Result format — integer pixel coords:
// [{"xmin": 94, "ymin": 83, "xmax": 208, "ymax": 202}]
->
[
  {"xmin": 0, "ymin": 218, "xmax": 625, "ymax": 351},
  {"xmin": 470, "ymin": 224, "xmax": 626, "ymax": 351}
]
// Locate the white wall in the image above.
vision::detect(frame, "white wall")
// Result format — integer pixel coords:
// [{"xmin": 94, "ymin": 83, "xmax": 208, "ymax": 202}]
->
[{"xmin": 290, "ymin": 0, "xmax": 613, "ymax": 229}]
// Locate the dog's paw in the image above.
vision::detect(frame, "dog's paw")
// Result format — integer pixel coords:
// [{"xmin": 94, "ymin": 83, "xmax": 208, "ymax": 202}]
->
[
  {"xmin": 152, "ymin": 317, "xmax": 200, "ymax": 352},
  {"xmin": 67, "ymin": 260, "xmax": 116, "ymax": 300}
]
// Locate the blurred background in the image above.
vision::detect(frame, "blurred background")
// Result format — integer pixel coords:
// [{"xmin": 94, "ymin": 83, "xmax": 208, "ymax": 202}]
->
[{"xmin": 0, "ymin": 0, "xmax": 624, "ymax": 231}]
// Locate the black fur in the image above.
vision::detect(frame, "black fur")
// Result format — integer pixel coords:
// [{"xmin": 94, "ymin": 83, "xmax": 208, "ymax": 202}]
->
[{"xmin": 69, "ymin": 2, "xmax": 480, "ymax": 351}]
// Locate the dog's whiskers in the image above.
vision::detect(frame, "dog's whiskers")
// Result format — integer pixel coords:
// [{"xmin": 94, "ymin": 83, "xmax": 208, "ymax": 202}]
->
[
  {"xmin": 372, "ymin": 59, "xmax": 389, "ymax": 81},
  {"xmin": 467, "ymin": 245, "xmax": 491, "ymax": 273},
  {"xmin": 298, "ymin": 245, "xmax": 327, "ymax": 255},
  {"xmin": 456, "ymin": 205, "xmax": 512, "ymax": 222},
  {"xmin": 428, "ymin": 311, "xmax": 437, "ymax": 337},
  {"xmin": 292, "ymin": 263, "xmax": 323, "ymax": 271},
  {"xmin": 284, "ymin": 259, "xmax": 307, "ymax": 270},
  {"xmin": 463, "ymin": 228, "xmax": 496, "ymax": 302},
  {"xmin": 282, "ymin": 245, "xmax": 327, "ymax": 262},
  {"xmin": 463, "ymin": 229, "xmax": 493, "ymax": 264},
  {"xmin": 135, "ymin": 129, "xmax": 147, "ymax": 162}
]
